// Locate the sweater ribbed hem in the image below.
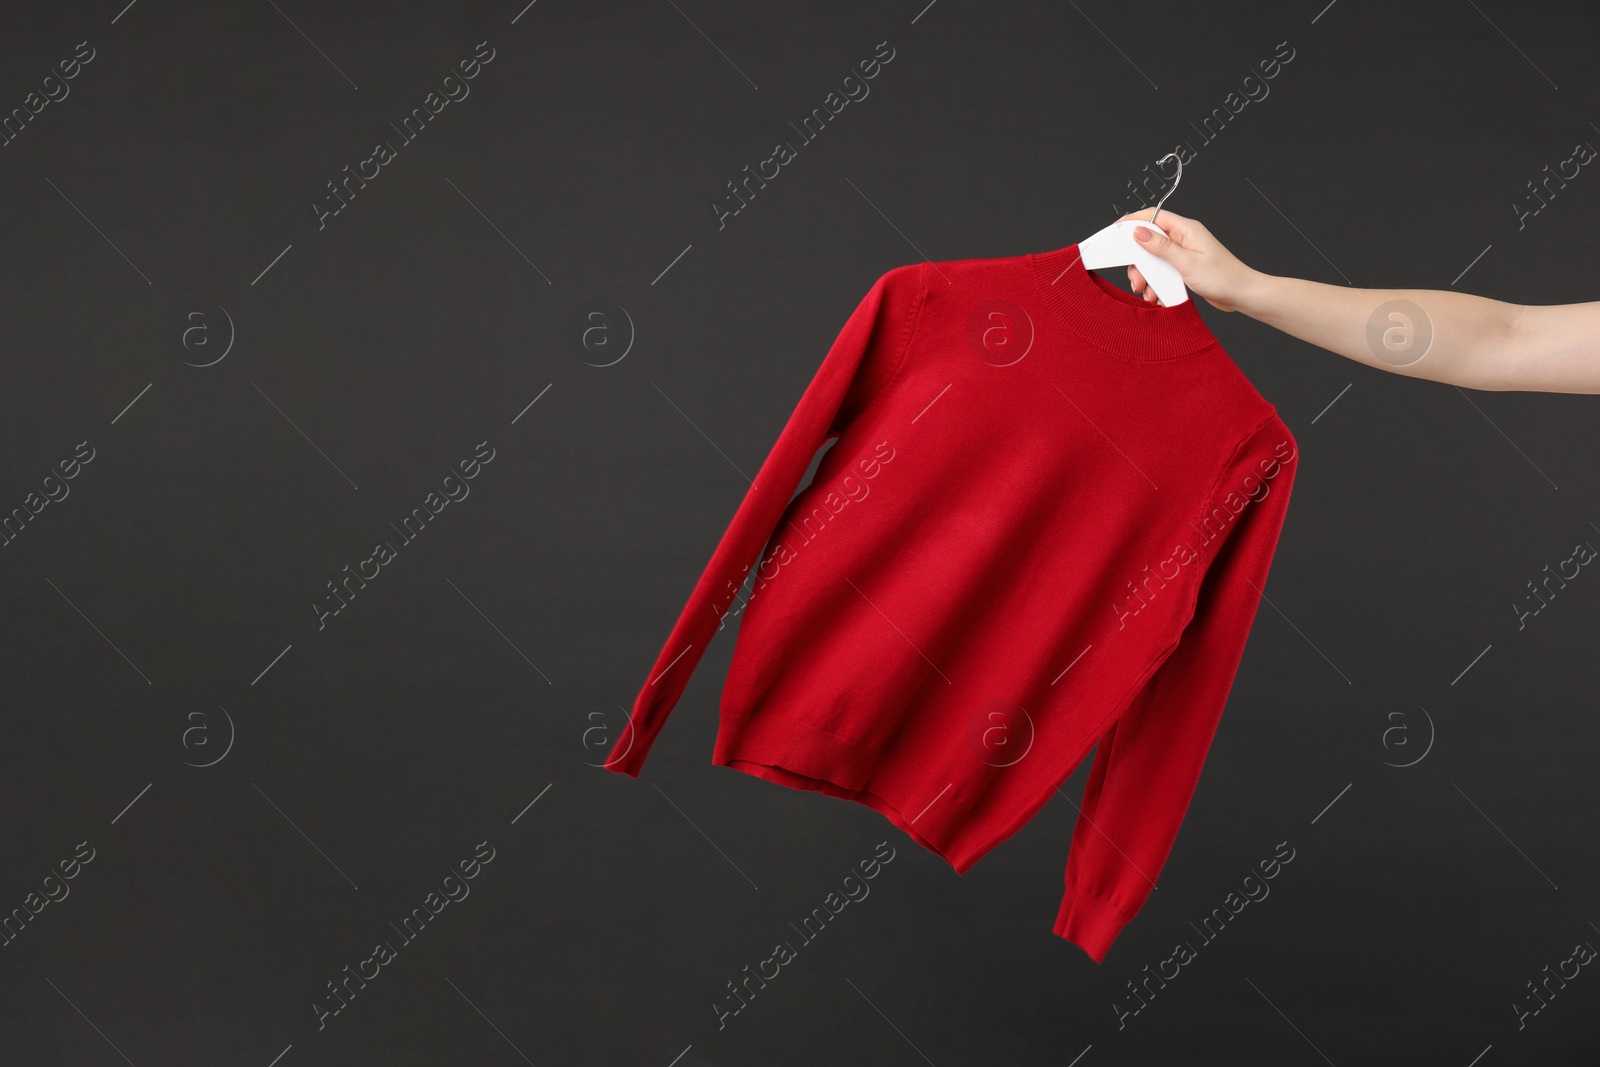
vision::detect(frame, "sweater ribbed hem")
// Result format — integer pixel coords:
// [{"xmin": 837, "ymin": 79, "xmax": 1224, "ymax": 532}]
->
[
  {"xmin": 1029, "ymin": 244, "xmax": 1219, "ymax": 362},
  {"xmin": 711, "ymin": 706, "xmax": 994, "ymax": 875},
  {"xmin": 713, "ymin": 705, "xmax": 1139, "ymax": 964}
]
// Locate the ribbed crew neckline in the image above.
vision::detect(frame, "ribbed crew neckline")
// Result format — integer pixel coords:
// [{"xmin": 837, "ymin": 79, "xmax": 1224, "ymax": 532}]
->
[{"xmin": 1028, "ymin": 243, "xmax": 1219, "ymax": 362}]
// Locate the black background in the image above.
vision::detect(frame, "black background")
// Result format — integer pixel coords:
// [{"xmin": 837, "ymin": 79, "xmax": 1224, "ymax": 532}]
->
[{"xmin": 1, "ymin": 0, "xmax": 1598, "ymax": 1063}]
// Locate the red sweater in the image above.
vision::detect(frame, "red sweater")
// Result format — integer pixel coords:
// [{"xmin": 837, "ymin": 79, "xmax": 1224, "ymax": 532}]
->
[{"xmin": 605, "ymin": 243, "xmax": 1299, "ymax": 963}]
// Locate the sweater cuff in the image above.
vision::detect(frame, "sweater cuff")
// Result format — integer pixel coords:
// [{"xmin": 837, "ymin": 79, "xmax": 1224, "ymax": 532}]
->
[
  {"xmin": 603, "ymin": 751, "xmax": 644, "ymax": 778},
  {"xmin": 1053, "ymin": 884, "xmax": 1137, "ymax": 964},
  {"xmin": 601, "ymin": 722, "xmax": 651, "ymax": 778}
]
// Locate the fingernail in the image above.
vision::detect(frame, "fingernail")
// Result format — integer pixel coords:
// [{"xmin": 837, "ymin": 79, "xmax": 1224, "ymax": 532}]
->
[{"xmin": 1133, "ymin": 226, "xmax": 1151, "ymax": 242}]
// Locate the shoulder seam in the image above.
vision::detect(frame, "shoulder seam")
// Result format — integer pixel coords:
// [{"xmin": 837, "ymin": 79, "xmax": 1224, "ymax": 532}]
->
[
  {"xmin": 1184, "ymin": 407, "xmax": 1284, "ymax": 575},
  {"xmin": 1208, "ymin": 408, "xmax": 1281, "ymax": 507},
  {"xmin": 1160, "ymin": 409, "xmax": 1275, "ymax": 642},
  {"xmin": 861, "ymin": 260, "xmax": 930, "ymax": 414}
]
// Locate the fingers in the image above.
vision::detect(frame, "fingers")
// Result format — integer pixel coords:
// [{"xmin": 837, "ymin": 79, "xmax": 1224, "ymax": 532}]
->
[
  {"xmin": 1132, "ymin": 224, "xmax": 1171, "ymax": 254},
  {"xmin": 1127, "ymin": 264, "xmax": 1164, "ymax": 305}
]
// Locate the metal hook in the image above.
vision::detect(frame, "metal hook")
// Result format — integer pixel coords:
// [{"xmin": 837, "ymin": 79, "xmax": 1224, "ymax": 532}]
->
[{"xmin": 1149, "ymin": 152, "xmax": 1183, "ymax": 230}]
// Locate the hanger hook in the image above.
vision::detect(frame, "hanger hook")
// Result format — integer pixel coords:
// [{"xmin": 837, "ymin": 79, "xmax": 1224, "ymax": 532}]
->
[{"xmin": 1149, "ymin": 152, "xmax": 1182, "ymax": 230}]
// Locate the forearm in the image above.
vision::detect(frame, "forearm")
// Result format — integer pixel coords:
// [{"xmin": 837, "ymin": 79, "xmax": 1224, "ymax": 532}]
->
[{"xmin": 1232, "ymin": 271, "xmax": 1522, "ymax": 390}]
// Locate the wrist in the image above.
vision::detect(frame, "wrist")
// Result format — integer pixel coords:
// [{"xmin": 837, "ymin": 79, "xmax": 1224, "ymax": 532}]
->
[{"xmin": 1228, "ymin": 268, "xmax": 1279, "ymax": 319}]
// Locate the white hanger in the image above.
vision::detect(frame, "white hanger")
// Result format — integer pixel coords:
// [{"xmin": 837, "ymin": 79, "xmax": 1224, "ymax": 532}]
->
[{"xmin": 1077, "ymin": 152, "xmax": 1188, "ymax": 307}]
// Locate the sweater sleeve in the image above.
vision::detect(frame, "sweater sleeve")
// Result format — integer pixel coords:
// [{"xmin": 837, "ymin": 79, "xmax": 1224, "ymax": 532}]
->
[
  {"xmin": 603, "ymin": 261, "xmax": 927, "ymax": 777},
  {"xmin": 1054, "ymin": 412, "xmax": 1299, "ymax": 962}
]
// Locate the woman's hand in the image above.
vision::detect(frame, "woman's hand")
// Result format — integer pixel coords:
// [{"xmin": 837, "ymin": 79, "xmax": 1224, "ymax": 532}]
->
[{"xmin": 1113, "ymin": 206, "xmax": 1261, "ymax": 313}]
